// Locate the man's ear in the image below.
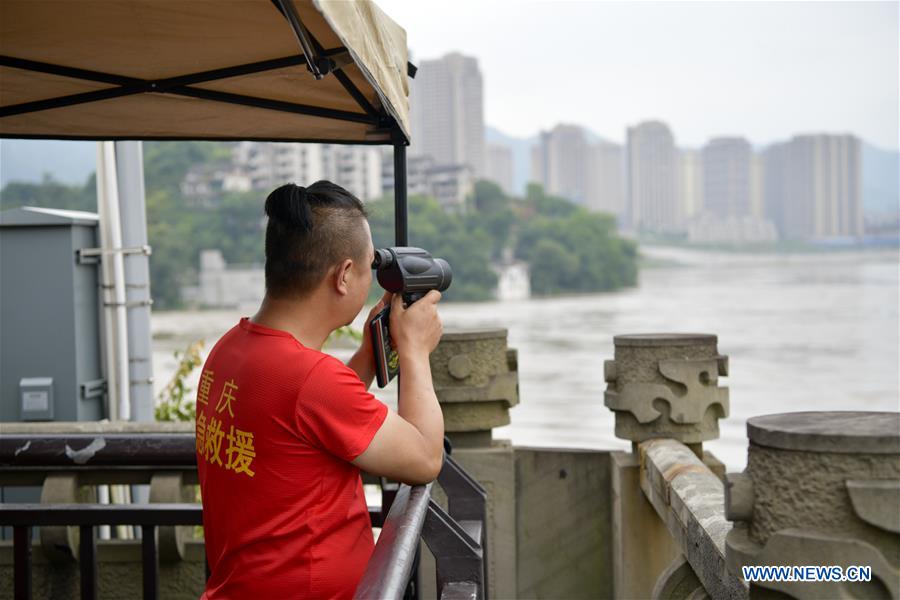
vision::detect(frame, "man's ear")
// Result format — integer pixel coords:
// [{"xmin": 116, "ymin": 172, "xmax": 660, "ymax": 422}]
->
[{"xmin": 334, "ymin": 258, "xmax": 354, "ymax": 296}]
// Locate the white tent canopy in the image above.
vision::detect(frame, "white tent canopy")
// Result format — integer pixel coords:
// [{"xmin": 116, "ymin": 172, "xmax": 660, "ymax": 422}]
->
[{"xmin": 0, "ymin": 0, "xmax": 411, "ymax": 144}]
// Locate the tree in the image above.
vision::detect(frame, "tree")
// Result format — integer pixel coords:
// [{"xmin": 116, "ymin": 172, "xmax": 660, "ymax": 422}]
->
[
  {"xmin": 0, "ymin": 173, "xmax": 95, "ymax": 212},
  {"xmin": 530, "ymin": 239, "xmax": 580, "ymax": 294}
]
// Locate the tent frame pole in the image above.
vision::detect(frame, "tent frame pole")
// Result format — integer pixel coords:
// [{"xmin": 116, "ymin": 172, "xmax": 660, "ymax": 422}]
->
[{"xmin": 393, "ymin": 144, "xmax": 408, "ymax": 246}]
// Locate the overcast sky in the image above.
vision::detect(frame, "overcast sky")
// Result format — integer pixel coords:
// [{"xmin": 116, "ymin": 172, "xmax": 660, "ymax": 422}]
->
[{"xmin": 378, "ymin": 0, "xmax": 899, "ymax": 150}]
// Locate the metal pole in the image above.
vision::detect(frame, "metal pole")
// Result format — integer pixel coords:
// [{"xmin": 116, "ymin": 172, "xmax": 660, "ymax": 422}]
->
[
  {"xmin": 114, "ymin": 141, "xmax": 154, "ymax": 423},
  {"xmin": 97, "ymin": 142, "xmax": 131, "ymax": 421},
  {"xmin": 393, "ymin": 144, "xmax": 408, "ymax": 246}
]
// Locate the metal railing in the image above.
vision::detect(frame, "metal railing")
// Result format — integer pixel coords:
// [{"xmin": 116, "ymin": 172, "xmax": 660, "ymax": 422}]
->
[
  {"xmin": 0, "ymin": 503, "xmax": 202, "ymax": 600},
  {"xmin": 1, "ymin": 429, "xmax": 487, "ymax": 600},
  {"xmin": 355, "ymin": 454, "xmax": 488, "ymax": 600}
]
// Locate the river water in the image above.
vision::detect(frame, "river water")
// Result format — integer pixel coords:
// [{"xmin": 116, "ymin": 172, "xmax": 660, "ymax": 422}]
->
[{"xmin": 151, "ymin": 246, "xmax": 900, "ymax": 472}]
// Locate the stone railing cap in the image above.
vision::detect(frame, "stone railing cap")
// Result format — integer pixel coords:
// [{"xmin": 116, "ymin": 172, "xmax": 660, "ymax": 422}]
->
[
  {"xmin": 440, "ymin": 329, "xmax": 508, "ymax": 342},
  {"xmin": 613, "ymin": 333, "xmax": 717, "ymax": 347},
  {"xmin": 747, "ymin": 411, "xmax": 900, "ymax": 454}
]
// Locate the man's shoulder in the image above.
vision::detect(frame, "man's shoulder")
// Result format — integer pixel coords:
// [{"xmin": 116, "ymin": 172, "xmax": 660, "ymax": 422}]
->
[
  {"xmin": 304, "ymin": 352, "xmax": 359, "ymax": 383},
  {"xmin": 206, "ymin": 321, "xmax": 325, "ymax": 380}
]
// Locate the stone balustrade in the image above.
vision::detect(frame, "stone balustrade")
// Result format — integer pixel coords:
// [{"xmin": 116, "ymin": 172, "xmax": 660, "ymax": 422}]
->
[{"xmin": 725, "ymin": 411, "xmax": 900, "ymax": 599}]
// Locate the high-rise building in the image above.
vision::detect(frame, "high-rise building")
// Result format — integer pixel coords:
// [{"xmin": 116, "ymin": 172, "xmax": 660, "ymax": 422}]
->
[
  {"xmin": 678, "ymin": 149, "xmax": 703, "ymax": 219},
  {"xmin": 626, "ymin": 121, "xmax": 681, "ymax": 232},
  {"xmin": 750, "ymin": 153, "xmax": 764, "ymax": 218},
  {"xmin": 763, "ymin": 134, "xmax": 862, "ymax": 239},
  {"xmin": 409, "ymin": 52, "xmax": 485, "ymax": 177},
  {"xmin": 485, "ymin": 144, "xmax": 514, "ymax": 195},
  {"xmin": 531, "ymin": 125, "xmax": 625, "ymax": 217},
  {"xmin": 701, "ymin": 137, "xmax": 753, "ymax": 218},
  {"xmin": 530, "ymin": 124, "xmax": 590, "ymax": 205},
  {"xmin": 585, "ymin": 141, "xmax": 625, "ymax": 218}
]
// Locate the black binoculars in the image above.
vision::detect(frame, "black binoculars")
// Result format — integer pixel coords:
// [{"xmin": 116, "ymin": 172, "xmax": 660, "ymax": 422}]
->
[
  {"xmin": 372, "ymin": 246, "xmax": 452, "ymax": 304},
  {"xmin": 369, "ymin": 247, "xmax": 452, "ymax": 387}
]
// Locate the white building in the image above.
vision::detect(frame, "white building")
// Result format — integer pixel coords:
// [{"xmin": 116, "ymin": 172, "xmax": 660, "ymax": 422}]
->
[
  {"xmin": 381, "ymin": 154, "xmax": 474, "ymax": 213},
  {"xmin": 678, "ymin": 149, "xmax": 703, "ymax": 219},
  {"xmin": 231, "ymin": 142, "xmax": 382, "ymax": 202},
  {"xmin": 531, "ymin": 124, "xmax": 590, "ymax": 205},
  {"xmin": 626, "ymin": 121, "xmax": 682, "ymax": 233},
  {"xmin": 181, "ymin": 163, "xmax": 252, "ymax": 204},
  {"xmin": 701, "ymin": 137, "xmax": 753, "ymax": 219},
  {"xmin": 329, "ymin": 145, "xmax": 384, "ymax": 202},
  {"xmin": 763, "ymin": 134, "xmax": 863, "ymax": 240},
  {"xmin": 188, "ymin": 250, "xmax": 265, "ymax": 309},
  {"xmin": 409, "ymin": 52, "xmax": 486, "ymax": 178},
  {"xmin": 492, "ymin": 261, "xmax": 531, "ymax": 301},
  {"xmin": 530, "ymin": 125, "xmax": 625, "ymax": 218},
  {"xmin": 586, "ymin": 141, "xmax": 625, "ymax": 218}
]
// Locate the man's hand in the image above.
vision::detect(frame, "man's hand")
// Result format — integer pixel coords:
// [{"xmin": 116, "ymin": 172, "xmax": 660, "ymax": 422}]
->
[
  {"xmin": 361, "ymin": 291, "xmax": 392, "ymax": 349},
  {"xmin": 389, "ymin": 290, "xmax": 443, "ymax": 356},
  {"xmin": 352, "ymin": 289, "xmax": 445, "ymax": 485},
  {"xmin": 346, "ymin": 291, "xmax": 392, "ymax": 388}
]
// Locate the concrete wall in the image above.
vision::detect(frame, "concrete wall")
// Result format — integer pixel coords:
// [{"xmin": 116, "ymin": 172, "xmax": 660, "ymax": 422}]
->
[{"xmin": 515, "ymin": 448, "xmax": 613, "ymax": 599}]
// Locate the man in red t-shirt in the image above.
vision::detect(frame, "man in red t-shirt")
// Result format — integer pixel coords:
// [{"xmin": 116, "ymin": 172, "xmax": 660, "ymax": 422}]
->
[{"xmin": 196, "ymin": 181, "xmax": 444, "ymax": 599}]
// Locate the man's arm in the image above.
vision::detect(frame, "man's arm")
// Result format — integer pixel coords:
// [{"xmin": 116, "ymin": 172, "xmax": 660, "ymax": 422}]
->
[
  {"xmin": 352, "ymin": 291, "xmax": 444, "ymax": 485},
  {"xmin": 346, "ymin": 345, "xmax": 376, "ymax": 389}
]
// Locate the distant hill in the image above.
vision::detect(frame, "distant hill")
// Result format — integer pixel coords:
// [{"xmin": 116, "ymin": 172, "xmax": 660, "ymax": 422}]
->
[{"xmin": 862, "ymin": 143, "xmax": 900, "ymax": 218}]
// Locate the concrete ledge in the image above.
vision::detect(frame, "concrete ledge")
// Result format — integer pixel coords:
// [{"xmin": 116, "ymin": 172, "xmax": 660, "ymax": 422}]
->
[
  {"xmin": 639, "ymin": 439, "xmax": 748, "ymax": 600},
  {"xmin": 0, "ymin": 421, "xmax": 194, "ymax": 434}
]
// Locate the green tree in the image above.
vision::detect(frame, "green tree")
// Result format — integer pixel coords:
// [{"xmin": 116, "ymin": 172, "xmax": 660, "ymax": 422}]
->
[
  {"xmin": 467, "ymin": 180, "xmax": 516, "ymax": 259},
  {"xmin": 530, "ymin": 239, "xmax": 580, "ymax": 294},
  {"xmin": 0, "ymin": 173, "xmax": 96, "ymax": 212},
  {"xmin": 515, "ymin": 185, "xmax": 637, "ymax": 294}
]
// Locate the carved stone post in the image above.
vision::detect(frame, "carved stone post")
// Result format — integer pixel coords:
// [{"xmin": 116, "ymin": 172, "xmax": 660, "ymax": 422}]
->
[
  {"xmin": 604, "ymin": 333, "xmax": 730, "ymax": 450},
  {"xmin": 725, "ymin": 411, "xmax": 900, "ymax": 598},
  {"xmin": 605, "ymin": 333, "xmax": 729, "ymax": 599},
  {"xmin": 429, "ymin": 329, "xmax": 519, "ymax": 449}
]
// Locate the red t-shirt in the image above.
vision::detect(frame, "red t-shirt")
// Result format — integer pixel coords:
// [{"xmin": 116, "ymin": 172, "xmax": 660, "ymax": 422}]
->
[{"xmin": 196, "ymin": 318, "xmax": 388, "ymax": 599}]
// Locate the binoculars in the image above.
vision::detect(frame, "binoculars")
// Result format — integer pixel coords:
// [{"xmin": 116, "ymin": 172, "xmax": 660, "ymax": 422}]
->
[{"xmin": 369, "ymin": 247, "xmax": 452, "ymax": 387}]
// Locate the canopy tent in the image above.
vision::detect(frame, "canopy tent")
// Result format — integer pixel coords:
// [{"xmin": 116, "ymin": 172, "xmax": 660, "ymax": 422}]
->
[
  {"xmin": 0, "ymin": 0, "xmax": 414, "ymax": 242},
  {"xmin": 0, "ymin": 0, "xmax": 412, "ymax": 145}
]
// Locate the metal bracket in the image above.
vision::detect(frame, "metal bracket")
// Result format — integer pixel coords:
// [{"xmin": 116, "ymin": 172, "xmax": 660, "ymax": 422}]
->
[
  {"xmin": 438, "ymin": 455, "xmax": 487, "ymax": 523},
  {"xmin": 102, "ymin": 299, "xmax": 154, "ymax": 308},
  {"xmin": 80, "ymin": 379, "xmax": 107, "ymax": 400},
  {"xmin": 76, "ymin": 245, "xmax": 152, "ymax": 265},
  {"xmin": 422, "ymin": 499, "xmax": 485, "ymax": 600}
]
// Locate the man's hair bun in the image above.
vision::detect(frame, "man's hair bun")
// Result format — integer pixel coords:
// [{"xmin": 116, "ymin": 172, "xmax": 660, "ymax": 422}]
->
[{"xmin": 265, "ymin": 183, "xmax": 313, "ymax": 232}]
